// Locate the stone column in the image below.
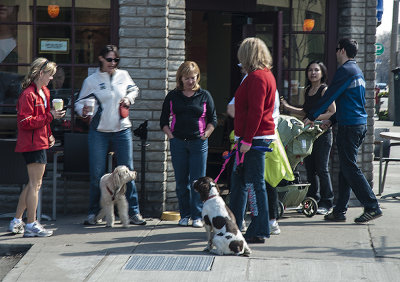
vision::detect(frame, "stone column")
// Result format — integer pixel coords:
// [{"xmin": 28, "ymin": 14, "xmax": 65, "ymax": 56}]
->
[
  {"xmin": 334, "ymin": 0, "xmax": 377, "ymax": 194},
  {"xmin": 119, "ymin": 0, "xmax": 185, "ymax": 216}
]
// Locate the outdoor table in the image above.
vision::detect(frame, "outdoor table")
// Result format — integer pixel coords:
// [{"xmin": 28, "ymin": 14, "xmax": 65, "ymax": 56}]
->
[{"xmin": 379, "ymin": 132, "xmax": 400, "ymax": 199}]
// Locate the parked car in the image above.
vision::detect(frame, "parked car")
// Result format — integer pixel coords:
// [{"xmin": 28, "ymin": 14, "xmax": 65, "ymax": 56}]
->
[{"xmin": 376, "ymin": 82, "xmax": 388, "ymax": 92}]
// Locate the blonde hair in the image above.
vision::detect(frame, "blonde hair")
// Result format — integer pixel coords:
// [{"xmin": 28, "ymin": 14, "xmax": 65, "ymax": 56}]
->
[
  {"xmin": 176, "ymin": 61, "xmax": 201, "ymax": 91},
  {"xmin": 21, "ymin": 57, "xmax": 57, "ymax": 89},
  {"xmin": 237, "ymin": 37, "xmax": 272, "ymax": 73}
]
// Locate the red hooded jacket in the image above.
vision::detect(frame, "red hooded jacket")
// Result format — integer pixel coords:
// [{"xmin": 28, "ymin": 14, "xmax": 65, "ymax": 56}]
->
[{"xmin": 15, "ymin": 83, "xmax": 54, "ymax": 152}]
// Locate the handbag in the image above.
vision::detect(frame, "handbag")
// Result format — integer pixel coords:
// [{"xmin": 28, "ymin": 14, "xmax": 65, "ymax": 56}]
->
[{"xmin": 119, "ymin": 103, "xmax": 130, "ymax": 118}]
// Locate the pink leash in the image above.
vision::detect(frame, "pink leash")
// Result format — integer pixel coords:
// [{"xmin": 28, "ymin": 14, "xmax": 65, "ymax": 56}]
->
[{"xmin": 214, "ymin": 144, "xmax": 244, "ymax": 183}]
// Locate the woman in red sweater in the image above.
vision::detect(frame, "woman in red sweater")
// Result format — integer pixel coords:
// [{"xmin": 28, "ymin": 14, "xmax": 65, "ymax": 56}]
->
[
  {"xmin": 8, "ymin": 58, "xmax": 65, "ymax": 237},
  {"xmin": 229, "ymin": 37, "xmax": 277, "ymax": 243}
]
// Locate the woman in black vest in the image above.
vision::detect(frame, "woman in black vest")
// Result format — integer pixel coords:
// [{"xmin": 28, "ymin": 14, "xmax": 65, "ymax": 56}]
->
[{"xmin": 281, "ymin": 61, "xmax": 335, "ymax": 215}]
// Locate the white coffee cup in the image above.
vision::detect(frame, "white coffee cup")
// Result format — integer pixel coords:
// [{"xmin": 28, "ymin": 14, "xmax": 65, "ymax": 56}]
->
[
  {"xmin": 84, "ymin": 98, "xmax": 95, "ymax": 116},
  {"xmin": 52, "ymin": 99, "xmax": 64, "ymax": 110}
]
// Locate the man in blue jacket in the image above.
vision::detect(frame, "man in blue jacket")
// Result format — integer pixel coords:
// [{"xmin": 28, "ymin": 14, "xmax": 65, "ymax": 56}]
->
[{"xmin": 305, "ymin": 38, "xmax": 382, "ymax": 224}]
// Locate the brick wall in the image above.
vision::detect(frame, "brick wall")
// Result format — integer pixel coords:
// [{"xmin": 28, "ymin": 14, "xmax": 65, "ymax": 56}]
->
[
  {"xmin": 119, "ymin": 0, "xmax": 185, "ymax": 217},
  {"xmin": 333, "ymin": 0, "xmax": 377, "ymax": 193}
]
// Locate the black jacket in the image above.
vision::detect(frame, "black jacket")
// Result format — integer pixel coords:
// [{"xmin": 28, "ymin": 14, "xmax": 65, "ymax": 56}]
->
[{"xmin": 160, "ymin": 88, "xmax": 217, "ymax": 140}]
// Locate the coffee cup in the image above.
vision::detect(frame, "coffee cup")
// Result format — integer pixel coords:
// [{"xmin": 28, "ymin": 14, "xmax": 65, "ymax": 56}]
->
[
  {"xmin": 52, "ymin": 99, "xmax": 64, "ymax": 110},
  {"xmin": 84, "ymin": 98, "xmax": 95, "ymax": 116}
]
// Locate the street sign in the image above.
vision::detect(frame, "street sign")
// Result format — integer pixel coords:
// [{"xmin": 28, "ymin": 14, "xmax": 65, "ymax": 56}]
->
[{"xmin": 376, "ymin": 43, "xmax": 384, "ymax": 56}]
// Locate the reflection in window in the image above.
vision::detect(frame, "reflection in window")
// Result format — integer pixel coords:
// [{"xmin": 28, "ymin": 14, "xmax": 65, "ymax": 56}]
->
[
  {"xmin": 0, "ymin": 5, "xmax": 18, "ymax": 64},
  {"xmin": 287, "ymin": 70, "xmax": 307, "ymax": 106},
  {"xmin": 292, "ymin": 0, "xmax": 326, "ymax": 32},
  {"xmin": 290, "ymin": 34, "xmax": 324, "ymax": 69},
  {"xmin": 75, "ymin": 26, "xmax": 110, "ymax": 64}
]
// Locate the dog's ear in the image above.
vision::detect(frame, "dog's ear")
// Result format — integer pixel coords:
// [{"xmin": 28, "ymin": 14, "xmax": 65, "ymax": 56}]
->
[
  {"xmin": 193, "ymin": 179, "xmax": 199, "ymax": 190},
  {"xmin": 113, "ymin": 167, "xmax": 122, "ymax": 188}
]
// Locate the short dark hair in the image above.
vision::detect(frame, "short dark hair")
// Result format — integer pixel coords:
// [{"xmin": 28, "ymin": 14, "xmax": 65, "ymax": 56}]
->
[
  {"xmin": 338, "ymin": 38, "xmax": 358, "ymax": 58},
  {"xmin": 305, "ymin": 60, "xmax": 328, "ymax": 87},
  {"xmin": 98, "ymin": 44, "xmax": 120, "ymax": 68}
]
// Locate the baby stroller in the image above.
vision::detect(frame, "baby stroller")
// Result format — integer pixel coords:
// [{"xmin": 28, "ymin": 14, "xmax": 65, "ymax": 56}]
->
[{"xmin": 275, "ymin": 115, "xmax": 324, "ymax": 218}]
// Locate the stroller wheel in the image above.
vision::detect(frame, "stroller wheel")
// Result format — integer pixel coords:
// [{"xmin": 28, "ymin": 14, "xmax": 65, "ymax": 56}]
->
[
  {"xmin": 301, "ymin": 197, "xmax": 318, "ymax": 217},
  {"xmin": 277, "ymin": 201, "xmax": 285, "ymax": 219}
]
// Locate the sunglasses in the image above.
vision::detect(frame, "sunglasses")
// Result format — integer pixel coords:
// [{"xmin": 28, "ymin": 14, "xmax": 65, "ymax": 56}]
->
[{"xmin": 105, "ymin": 57, "xmax": 120, "ymax": 63}]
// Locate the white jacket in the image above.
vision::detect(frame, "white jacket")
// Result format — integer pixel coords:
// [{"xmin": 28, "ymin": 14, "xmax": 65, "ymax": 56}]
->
[{"xmin": 75, "ymin": 68, "xmax": 139, "ymax": 132}]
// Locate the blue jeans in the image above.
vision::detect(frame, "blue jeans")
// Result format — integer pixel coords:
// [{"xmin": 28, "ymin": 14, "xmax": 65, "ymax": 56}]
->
[
  {"xmin": 229, "ymin": 139, "xmax": 270, "ymax": 238},
  {"xmin": 87, "ymin": 128, "xmax": 140, "ymax": 217},
  {"xmin": 334, "ymin": 125, "xmax": 380, "ymax": 214},
  {"xmin": 169, "ymin": 137, "xmax": 207, "ymax": 220},
  {"xmin": 305, "ymin": 130, "xmax": 334, "ymax": 209}
]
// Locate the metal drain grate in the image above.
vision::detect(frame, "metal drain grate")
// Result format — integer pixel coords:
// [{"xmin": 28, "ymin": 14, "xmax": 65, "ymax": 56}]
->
[{"xmin": 124, "ymin": 255, "xmax": 215, "ymax": 271}]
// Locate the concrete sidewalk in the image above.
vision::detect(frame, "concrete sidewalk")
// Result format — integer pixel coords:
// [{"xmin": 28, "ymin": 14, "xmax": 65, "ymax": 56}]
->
[
  {"xmin": 1, "ymin": 119, "xmax": 400, "ymax": 281},
  {"xmin": 1, "ymin": 198, "xmax": 399, "ymax": 282}
]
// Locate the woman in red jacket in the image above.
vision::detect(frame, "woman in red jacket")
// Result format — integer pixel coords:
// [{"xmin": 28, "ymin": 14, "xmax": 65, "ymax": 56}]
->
[
  {"xmin": 8, "ymin": 57, "xmax": 65, "ymax": 237},
  {"xmin": 229, "ymin": 38, "xmax": 277, "ymax": 243}
]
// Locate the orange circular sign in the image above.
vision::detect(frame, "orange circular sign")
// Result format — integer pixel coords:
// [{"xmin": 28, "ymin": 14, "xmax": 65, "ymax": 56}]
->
[{"xmin": 48, "ymin": 5, "xmax": 60, "ymax": 18}]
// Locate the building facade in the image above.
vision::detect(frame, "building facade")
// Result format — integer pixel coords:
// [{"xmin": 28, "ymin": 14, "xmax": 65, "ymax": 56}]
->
[{"xmin": 0, "ymin": 0, "xmax": 379, "ymax": 217}]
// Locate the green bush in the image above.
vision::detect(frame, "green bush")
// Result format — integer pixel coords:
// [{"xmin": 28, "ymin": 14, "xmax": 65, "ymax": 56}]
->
[
  {"xmin": 378, "ymin": 110, "xmax": 389, "ymax": 121},
  {"xmin": 378, "ymin": 91, "xmax": 388, "ymax": 97}
]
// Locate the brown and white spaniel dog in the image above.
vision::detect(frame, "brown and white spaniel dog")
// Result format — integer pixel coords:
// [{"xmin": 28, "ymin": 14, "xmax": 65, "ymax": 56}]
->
[
  {"xmin": 96, "ymin": 165, "xmax": 137, "ymax": 228},
  {"xmin": 194, "ymin": 177, "xmax": 251, "ymax": 256}
]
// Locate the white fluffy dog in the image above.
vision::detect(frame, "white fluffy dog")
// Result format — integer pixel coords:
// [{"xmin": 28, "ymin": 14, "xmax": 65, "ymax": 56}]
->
[
  {"xmin": 193, "ymin": 177, "xmax": 251, "ymax": 256},
  {"xmin": 97, "ymin": 165, "xmax": 136, "ymax": 228}
]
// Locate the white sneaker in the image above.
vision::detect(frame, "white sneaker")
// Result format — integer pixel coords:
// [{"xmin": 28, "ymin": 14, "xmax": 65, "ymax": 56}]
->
[
  {"xmin": 178, "ymin": 217, "xmax": 189, "ymax": 226},
  {"xmin": 129, "ymin": 214, "xmax": 147, "ymax": 225},
  {"xmin": 317, "ymin": 207, "xmax": 329, "ymax": 215},
  {"xmin": 8, "ymin": 219, "xmax": 25, "ymax": 234},
  {"xmin": 192, "ymin": 219, "xmax": 203, "ymax": 228},
  {"xmin": 270, "ymin": 222, "xmax": 281, "ymax": 235},
  {"xmin": 23, "ymin": 222, "xmax": 53, "ymax": 237},
  {"xmin": 240, "ymin": 219, "xmax": 247, "ymax": 232},
  {"xmin": 84, "ymin": 214, "xmax": 103, "ymax": 225}
]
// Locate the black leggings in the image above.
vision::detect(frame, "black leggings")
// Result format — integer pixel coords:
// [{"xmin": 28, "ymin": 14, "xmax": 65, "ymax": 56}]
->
[{"xmin": 266, "ymin": 181, "xmax": 279, "ymax": 220}]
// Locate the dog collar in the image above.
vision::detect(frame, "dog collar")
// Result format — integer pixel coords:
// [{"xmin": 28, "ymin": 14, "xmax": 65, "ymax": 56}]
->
[{"xmin": 205, "ymin": 195, "xmax": 217, "ymax": 202}]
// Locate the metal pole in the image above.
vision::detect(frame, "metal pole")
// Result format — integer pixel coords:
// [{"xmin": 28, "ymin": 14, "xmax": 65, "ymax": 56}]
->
[
  {"xmin": 140, "ymin": 139, "xmax": 146, "ymax": 203},
  {"xmin": 133, "ymin": 120, "xmax": 149, "ymax": 207},
  {"xmin": 389, "ymin": 0, "xmax": 399, "ymax": 121}
]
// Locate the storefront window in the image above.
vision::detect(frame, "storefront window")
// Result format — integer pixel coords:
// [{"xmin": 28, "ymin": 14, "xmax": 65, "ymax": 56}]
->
[{"xmin": 0, "ymin": 0, "xmax": 117, "ymax": 137}]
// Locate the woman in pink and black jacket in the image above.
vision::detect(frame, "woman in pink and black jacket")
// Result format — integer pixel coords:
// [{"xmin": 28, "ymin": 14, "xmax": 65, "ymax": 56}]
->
[{"xmin": 160, "ymin": 61, "xmax": 217, "ymax": 228}]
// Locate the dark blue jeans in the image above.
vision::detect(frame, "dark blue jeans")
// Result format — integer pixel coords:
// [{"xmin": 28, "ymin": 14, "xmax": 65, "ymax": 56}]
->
[
  {"xmin": 305, "ymin": 129, "xmax": 334, "ymax": 209},
  {"xmin": 334, "ymin": 125, "xmax": 380, "ymax": 214},
  {"xmin": 229, "ymin": 139, "xmax": 270, "ymax": 238},
  {"xmin": 88, "ymin": 128, "xmax": 141, "ymax": 217},
  {"xmin": 169, "ymin": 137, "xmax": 207, "ymax": 220}
]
